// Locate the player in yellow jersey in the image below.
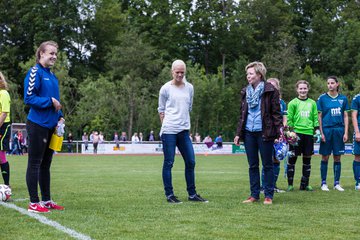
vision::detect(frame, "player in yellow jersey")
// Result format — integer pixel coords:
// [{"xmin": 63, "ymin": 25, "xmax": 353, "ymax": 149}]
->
[{"xmin": 0, "ymin": 72, "xmax": 11, "ymax": 190}]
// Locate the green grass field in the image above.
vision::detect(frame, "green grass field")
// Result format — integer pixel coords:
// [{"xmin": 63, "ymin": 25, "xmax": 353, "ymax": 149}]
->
[{"xmin": 1, "ymin": 154, "xmax": 359, "ymax": 240}]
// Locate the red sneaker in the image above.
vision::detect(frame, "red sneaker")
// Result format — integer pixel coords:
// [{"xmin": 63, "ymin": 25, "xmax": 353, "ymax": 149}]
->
[
  {"xmin": 43, "ymin": 200, "xmax": 65, "ymax": 210},
  {"xmin": 28, "ymin": 202, "xmax": 50, "ymax": 213},
  {"xmin": 242, "ymin": 196, "xmax": 259, "ymax": 203},
  {"xmin": 264, "ymin": 197, "xmax": 273, "ymax": 205}
]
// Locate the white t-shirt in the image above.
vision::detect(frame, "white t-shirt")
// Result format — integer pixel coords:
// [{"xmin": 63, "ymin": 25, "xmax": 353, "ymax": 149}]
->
[{"xmin": 158, "ymin": 80, "xmax": 194, "ymax": 135}]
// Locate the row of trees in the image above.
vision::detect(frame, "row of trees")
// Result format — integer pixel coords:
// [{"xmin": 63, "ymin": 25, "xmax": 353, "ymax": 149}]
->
[{"xmin": 1, "ymin": 0, "xmax": 360, "ymax": 140}]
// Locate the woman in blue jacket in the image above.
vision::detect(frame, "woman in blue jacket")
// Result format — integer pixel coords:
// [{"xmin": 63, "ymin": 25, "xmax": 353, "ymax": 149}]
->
[{"xmin": 24, "ymin": 41, "xmax": 64, "ymax": 213}]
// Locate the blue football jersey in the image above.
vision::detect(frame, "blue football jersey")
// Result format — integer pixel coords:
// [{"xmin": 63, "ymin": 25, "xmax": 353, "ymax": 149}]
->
[
  {"xmin": 280, "ymin": 99, "xmax": 287, "ymax": 116},
  {"xmin": 317, "ymin": 93, "xmax": 350, "ymax": 128},
  {"xmin": 351, "ymin": 94, "xmax": 360, "ymax": 125}
]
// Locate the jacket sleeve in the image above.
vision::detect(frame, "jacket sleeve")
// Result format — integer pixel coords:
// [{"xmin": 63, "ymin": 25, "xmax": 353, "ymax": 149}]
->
[
  {"xmin": 24, "ymin": 67, "xmax": 53, "ymax": 109},
  {"xmin": 271, "ymin": 88, "xmax": 283, "ymax": 137},
  {"xmin": 236, "ymin": 89, "xmax": 246, "ymax": 137}
]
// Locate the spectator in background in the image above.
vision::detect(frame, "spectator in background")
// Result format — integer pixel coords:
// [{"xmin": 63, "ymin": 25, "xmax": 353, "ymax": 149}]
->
[
  {"xmin": 99, "ymin": 131, "xmax": 104, "ymax": 143},
  {"xmin": 67, "ymin": 132, "xmax": 73, "ymax": 153},
  {"xmin": 114, "ymin": 131, "xmax": 119, "ymax": 148},
  {"xmin": 89, "ymin": 131, "xmax": 94, "ymax": 142},
  {"xmin": 93, "ymin": 131, "xmax": 99, "ymax": 154},
  {"xmin": 18, "ymin": 131, "xmax": 24, "ymax": 154},
  {"xmin": 148, "ymin": 130, "xmax": 155, "ymax": 141},
  {"xmin": 139, "ymin": 132, "xmax": 143, "ymax": 143},
  {"xmin": 215, "ymin": 134, "xmax": 223, "ymax": 148},
  {"xmin": 120, "ymin": 132, "xmax": 127, "ymax": 142},
  {"xmin": 82, "ymin": 132, "xmax": 89, "ymax": 151},
  {"xmin": 194, "ymin": 133, "xmax": 201, "ymax": 143},
  {"xmin": 131, "ymin": 132, "xmax": 139, "ymax": 143},
  {"xmin": 203, "ymin": 135, "xmax": 213, "ymax": 148},
  {"xmin": 11, "ymin": 132, "xmax": 21, "ymax": 155},
  {"xmin": 21, "ymin": 135, "xmax": 28, "ymax": 153},
  {"xmin": 189, "ymin": 133, "xmax": 193, "ymax": 142}
]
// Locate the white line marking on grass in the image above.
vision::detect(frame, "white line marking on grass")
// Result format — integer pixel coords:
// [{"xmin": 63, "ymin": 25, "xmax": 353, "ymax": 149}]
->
[
  {"xmin": 0, "ymin": 201, "xmax": 92, "ymax": 240},
  {"xmin": 12, "ymin": 198, "xmax": 29, "ymax": 202}
]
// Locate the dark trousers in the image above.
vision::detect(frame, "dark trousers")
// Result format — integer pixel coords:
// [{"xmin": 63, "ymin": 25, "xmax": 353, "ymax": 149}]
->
[
  {"xmin": 161, "ymin": 130, "xmax": 196, "ymax": 197},
  {"xmin": 244, "ymin": 131, "xmax": 274, "ymax": 199},
  {"xmin": 26, "ymin": 120, "xmax": 54, "ymax": 203}
]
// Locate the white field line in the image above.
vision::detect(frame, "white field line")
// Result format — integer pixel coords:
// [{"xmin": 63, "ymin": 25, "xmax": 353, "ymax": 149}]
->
[
  {"xmin": 0, "ymin": 201, "xmax": 92, "ymax": 240},
  {"xmin": 11, "ymin": 198, "xmax": 29, "ymax": 202}
]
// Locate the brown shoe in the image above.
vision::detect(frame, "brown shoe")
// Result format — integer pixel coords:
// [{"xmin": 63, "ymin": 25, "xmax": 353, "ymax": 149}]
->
[
  {"xmin": 263, "ymin": 197, "xmax": 273, "ymax": 205},
  {"xmin": 242, "ymin": 197, "xmax": 258, "ymax": 203}
]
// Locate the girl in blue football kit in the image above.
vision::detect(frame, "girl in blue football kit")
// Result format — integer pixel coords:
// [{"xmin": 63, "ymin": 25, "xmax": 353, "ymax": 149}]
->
[
  {"xmin": 351, "ymin": 94, "xmax": 360, "ymax": 190},
  {"xmin": 317, "ymin": 76, "xmax": 349, "ymax": 191},
  {"xmin": 261, "ymin": 78, "xmax": 287, "ymax": 193},
  {"xmin": 24, "ymin": 41, "xmax": 65, "ymax": 213}
]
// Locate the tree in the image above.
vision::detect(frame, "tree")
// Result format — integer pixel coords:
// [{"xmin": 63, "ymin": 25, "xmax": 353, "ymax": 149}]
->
[
  {"xmin": 0, "ymin": 0, "xmax": 87, "ymax": 83},
  {"xmin": 87, "ymin": 0, "xmax": 127, "ymax": 74},
  {"xmin": 106, "ymin": 30, "xmax": 163, "ymax": 136},
  {"xmin": 74, "ymin": 75, "xmax": 123, "ymax": 137}
]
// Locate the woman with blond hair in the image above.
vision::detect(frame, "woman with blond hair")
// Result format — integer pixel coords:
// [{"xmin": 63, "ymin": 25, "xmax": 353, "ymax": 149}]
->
[
  {"xmin": 24, "ymin": 41, "xmax": 64, "ymax": 213},
  {"xmin": 158, "ymin": 59, "xmax": 208, "ymax": 203},
  {"xmin": 234, "ymin": 62, "xmax": 283, "ymax": 205},
  {"xmin": 0, "ymin": 72, "xmax": 11, "ymax": 190}
]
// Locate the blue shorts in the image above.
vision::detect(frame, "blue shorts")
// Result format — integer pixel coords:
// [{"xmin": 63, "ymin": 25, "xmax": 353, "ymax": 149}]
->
[
  {"xmin": 319, "ymin": 127, "xmax": 345, "ymax": 156},
  {"xmin": 353, "ymin": 132, "xmax": 360, "ymax": 155}
]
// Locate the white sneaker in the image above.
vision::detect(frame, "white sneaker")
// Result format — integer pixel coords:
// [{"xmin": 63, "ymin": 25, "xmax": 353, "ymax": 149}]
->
[
  {"xmin": 334, "ymin": 184, "xmax": 345, "ymax": 191},
  {"xmin": 321, "ymin": 184, "xmax": 330, "ymax": 191},
  {"xmin": 355, "ymin": 184, "xmax": 360, "ymax": 191}
]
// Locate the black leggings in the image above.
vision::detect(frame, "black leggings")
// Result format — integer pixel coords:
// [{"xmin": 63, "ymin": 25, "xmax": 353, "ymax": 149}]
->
[{"xmin": 26, "ymin": 120, "xmax": 54, "ymax": 203}]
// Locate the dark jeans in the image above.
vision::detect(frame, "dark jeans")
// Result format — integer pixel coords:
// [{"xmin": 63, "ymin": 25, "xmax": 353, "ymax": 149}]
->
[
  {"xmin": 161, "ymin": 130, "xmax": 196, "ymax": 197},
  {"xmin": 26, "ymin": 120, "xmax": 54, "ymax": 203},
  {"xmin": 244, "ymin": 131, "xmax": 274, "ymax": 199}
]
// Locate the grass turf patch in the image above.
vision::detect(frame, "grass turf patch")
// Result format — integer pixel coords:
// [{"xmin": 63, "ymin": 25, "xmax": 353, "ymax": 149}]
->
[{"xmin": 1, "ymin": 154, "xmax": 359, "ymax": 239}]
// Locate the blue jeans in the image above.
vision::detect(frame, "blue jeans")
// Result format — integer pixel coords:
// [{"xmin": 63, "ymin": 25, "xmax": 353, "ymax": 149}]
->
[
  {"xmin": 244, "ymin": 131, "xmax": 274, "ymax": 199},
  {"xmin": 161, "ymin": 130, "xmax": 196, "ymax": 197}
]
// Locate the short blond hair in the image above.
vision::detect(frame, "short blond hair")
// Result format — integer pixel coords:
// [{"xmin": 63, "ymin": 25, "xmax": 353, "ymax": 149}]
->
[
  {"xmin": 267, "ymin": 78, "xmax": 280, "ymax": 90},
  {"xmin": 245, "ymin": 61, "xmax": 267, "ymax": 80},
  {"xmin": 171, "ymin": 59, "xmax": 186, "ymax": 71},
  {"xmin": 0, "ymin": 72, "xmax": 9, "ymax": 90}
]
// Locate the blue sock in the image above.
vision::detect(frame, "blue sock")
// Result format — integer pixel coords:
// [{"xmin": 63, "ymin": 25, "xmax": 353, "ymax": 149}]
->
[
  {"xmin": 320, "ymin": 161, "xmax": 328, "ymax": 184},
  {"xmin": 334, "ymin": 162, "xmax": 341, "ymax": 185},
  {"xmin": 273, "ymin": 163, "xmax": 280, "ymax": 187},
  {"xmin": 354, "ymin": 161, "xmax": 360, "ymax": 185}
]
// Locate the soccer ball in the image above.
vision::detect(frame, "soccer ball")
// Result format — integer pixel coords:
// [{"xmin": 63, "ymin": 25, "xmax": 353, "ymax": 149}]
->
[{"xmin": 0, "ymin": 184, "xmax": 11, "ymax": 202}]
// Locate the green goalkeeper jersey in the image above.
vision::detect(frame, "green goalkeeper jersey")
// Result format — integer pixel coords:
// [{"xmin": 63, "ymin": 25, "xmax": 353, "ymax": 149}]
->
[{"xmin": 287, "ymin": 97, "xmax": 319, "ymax": 136}]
